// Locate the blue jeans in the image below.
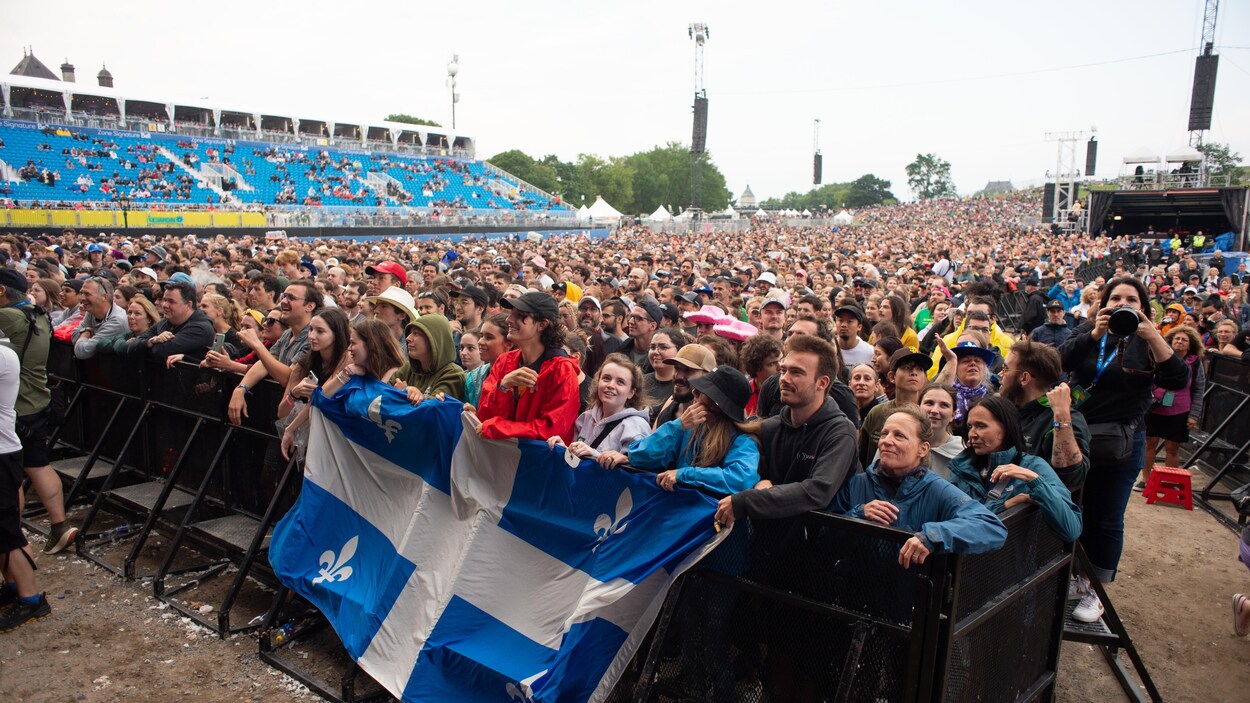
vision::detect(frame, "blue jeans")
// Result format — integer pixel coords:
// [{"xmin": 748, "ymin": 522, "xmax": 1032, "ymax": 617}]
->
[{"xmin": 1079, "ymin": 430, "xmax": 1146, "ymax": 583}]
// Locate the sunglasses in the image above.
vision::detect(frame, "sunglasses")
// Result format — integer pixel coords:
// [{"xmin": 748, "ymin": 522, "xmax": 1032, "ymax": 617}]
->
[{"xmin": 263, "ymin": 318, "xmax": 286, "ymax": 327}]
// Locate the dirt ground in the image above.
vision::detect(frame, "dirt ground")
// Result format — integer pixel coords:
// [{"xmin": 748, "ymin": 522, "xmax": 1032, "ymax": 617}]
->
[{"xmin": 3, "ymin": 496, "xmax": 1248, "ymax": 702}]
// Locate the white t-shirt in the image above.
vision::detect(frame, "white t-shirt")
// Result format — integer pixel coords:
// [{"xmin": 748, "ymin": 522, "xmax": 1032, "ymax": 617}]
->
[
  {"xmin": 839, "ymin": 339, "xmax": 874, "ymax": 368},
  {"xmin": 0, "ymin": 344, "xmax": 22, "ymax": 455}
]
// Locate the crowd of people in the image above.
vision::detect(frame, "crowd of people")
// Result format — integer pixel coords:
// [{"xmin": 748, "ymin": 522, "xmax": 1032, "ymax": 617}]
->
[{"xmin": 2, "ymin": 191, "xmax": 1248, "ymax": 688}]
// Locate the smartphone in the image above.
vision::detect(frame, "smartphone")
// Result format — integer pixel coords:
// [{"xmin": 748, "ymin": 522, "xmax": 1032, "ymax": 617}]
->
[{"xmin": 210, "ymin": 332, "xmax": 226, "ymax": 353}]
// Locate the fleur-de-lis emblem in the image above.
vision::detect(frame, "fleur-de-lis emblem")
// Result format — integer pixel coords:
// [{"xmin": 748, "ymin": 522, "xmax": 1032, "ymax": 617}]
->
[
  {"xmin": 592, "ymin": 489, "xmax": 632, "ymax": 552},
  {"xmin": 505, "ymin": 670, "xmax": 547, "ymax": 701},
  {"xmin": 367, "ymin": 396, "xmax": 402, "ymax": 443},
  {"xmin": 312, "ymin": 535, "xmax": 358, "ymax": 585}
]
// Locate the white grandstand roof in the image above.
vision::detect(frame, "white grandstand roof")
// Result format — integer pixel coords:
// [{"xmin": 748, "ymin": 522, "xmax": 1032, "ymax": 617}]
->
[{"xmin": 0, "ymin": 73, "xmax": 471, "ymax": 142}]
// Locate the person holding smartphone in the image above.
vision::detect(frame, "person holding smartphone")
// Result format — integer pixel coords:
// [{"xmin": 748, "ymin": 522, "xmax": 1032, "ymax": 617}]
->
[{"xmin": 278, "ymin": 309, "xmax": 351, "ymax": 452}]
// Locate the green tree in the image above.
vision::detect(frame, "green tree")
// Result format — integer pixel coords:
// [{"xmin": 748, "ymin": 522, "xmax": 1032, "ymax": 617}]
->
[
  {"xmin": 843, "ymin": 174, "xmax": 896, "ymax": 208},
  {"xmin": 486, "ymin": 150, "xmax": 558, "ymax": 193},
  {"xmin": 1198, "ymin": 142, "xmax": 1244, "ymax": 185},
  {"xmin": 385, "ymin": 113, "xmax": 442, "ymax": 127},
  {"xmin": 905, "ymin": 153, "xmax": 957, "ymax": 201}
]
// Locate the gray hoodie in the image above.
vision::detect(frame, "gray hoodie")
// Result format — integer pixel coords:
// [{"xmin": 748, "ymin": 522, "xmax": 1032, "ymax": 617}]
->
[{"xmin": 573, "ymin": 405, "xmax": 652, "ymax": 454}]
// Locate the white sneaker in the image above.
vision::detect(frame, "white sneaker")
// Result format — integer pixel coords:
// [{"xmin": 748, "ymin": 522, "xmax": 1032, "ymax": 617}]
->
[
  {"xmin": 1073, "ymin": 591, "xmax": 1104, "ymax": 623},
  {"xmin": 1067, "ymin": 575, "xmax": 1090, "ymax": 601}
]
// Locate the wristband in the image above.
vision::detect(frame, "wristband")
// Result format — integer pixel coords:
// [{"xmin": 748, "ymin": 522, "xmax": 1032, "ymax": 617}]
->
[
  {"xmin": 1053, "ymin": 421, "xmax": 1072, "ymax": 429},
  {"xmin": 236, "ymin": 383, "xmax": 250, "ymax": 394}
]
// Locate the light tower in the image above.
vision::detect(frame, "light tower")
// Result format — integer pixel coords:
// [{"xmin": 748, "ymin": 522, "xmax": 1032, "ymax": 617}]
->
[
  {"xmin": 1044, "ymin": 127, "xmax": 1095, "ymax": 233},
  {"xmin": 688, "ymin": 22, "xmax": 709, "ymax": 220},
  {"xmin": 446, "ymin": 54, "xmax": 460, "ymax": 130}
]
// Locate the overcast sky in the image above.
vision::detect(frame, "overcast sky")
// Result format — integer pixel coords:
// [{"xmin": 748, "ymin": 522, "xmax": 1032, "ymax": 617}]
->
[{"xmin": 5, "ymin": 0, "xmax": 1248, "ymax": 204}]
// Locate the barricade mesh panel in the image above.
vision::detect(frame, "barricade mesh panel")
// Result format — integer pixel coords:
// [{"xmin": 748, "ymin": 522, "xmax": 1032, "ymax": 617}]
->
[
  {"xmin": 954, "ymin": 508, "xmax": 1063, "ymax": 621},
  {"xmin": 941, "ymin": 571, "xmax": 1062, "ymax": 702},
  {"xmin": 616, "ymin": 515, "xmax": 930, "ymax": 702}
]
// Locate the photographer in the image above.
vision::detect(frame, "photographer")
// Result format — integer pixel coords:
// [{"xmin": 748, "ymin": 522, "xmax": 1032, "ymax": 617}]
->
[{"xmin": 1059, "ymin": 277, "xmax": 1189, "ymax": 623}]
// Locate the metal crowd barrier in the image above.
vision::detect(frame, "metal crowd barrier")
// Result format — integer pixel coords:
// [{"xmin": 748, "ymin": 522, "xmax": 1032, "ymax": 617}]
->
[
  {"xmin": 1186, "ymin": 352, "xmax": 1250, "ymax": 531},
  {"xmin": 36, "ymin": 341, "xmax": 299, "ymax": 636},
  {"xmin": 616, "ymin": 503, "xmax": 1069, "ymax": 703}
]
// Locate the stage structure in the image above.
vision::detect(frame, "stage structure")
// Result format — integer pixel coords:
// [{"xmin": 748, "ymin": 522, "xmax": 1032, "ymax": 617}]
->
[
  {"xmin": 689, "ymin": 22, "xmax": 709, "ymax": 222},
  {"xmin": 1187, "ymin": 0, "xmax": 1220, "ymax": 148},
  {"xmin": 1043, "ymin": 128, "xmax": 1095, "ymax": 233}
]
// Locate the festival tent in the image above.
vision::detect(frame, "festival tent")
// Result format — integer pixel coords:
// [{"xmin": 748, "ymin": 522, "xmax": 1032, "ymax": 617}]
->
[
  {"xmin": 753, "ymin": 208, "xmax": 769, "ymax": 218},
  {"xmin": 1122, "ymin": 148, "xmax": 1162, "ymax": 165},
  {"xmin": 646, "ymin": 205, "xmax": 672, "ymax": 221},
  {"xmin": 1165, "ymin": 146, "xmax": 1204, "ymax": 163},
  {"xmin": 586, "ymin": 195, "xmax": 623, "ymax": 220},
  {"xmin": 576, "ymin": 205, "xmax": 591, "ymax": 221},
  {"xmin": 720, "ymin": 204, "xmax": 737, "ymax": 218},
  {"xmin": 801, "ymin": 209, "xmax": 812, "ymax": 217},
  {"xmin": 833, "ymin": 209, "xmax": 855, "ymax": 225}
]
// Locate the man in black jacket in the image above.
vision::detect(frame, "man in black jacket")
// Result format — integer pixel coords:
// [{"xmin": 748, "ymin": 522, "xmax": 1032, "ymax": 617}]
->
[
  {"xmin": 1030, "ymin": 300, "xmax": 1073, "ymax": 347},
  {"xmin": 715, "ymin": 335, "xmax": 858, "ymax": 540},
  {"xmin": 124, "ymin": 280, "xmax": 214, "ymax": 363},
  {"xmin": 1018, "ymin": 278, "xmax": 1048, "ymax": 334}
]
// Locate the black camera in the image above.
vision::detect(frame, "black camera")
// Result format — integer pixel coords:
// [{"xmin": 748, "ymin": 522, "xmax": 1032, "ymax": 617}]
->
[{"xmin": 1108, "ymin": 307, "xmax": 1140, "ymax": 336}]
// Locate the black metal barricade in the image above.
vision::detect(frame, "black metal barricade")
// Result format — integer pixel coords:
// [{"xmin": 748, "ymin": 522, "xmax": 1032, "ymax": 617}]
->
[
  {"xmin": 1186, "ymin": 353, "xmax": 1250, "ymax": 532},
  {"xmin": 33, "ymin": 341, "xmax": 298, "ymax": 637},
  {"xmin": 615, "ymin": 504, "xmax": 1068, "ymax": 703}
]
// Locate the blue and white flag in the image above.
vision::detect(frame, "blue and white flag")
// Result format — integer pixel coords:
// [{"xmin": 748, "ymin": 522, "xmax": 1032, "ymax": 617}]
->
[{"xmin": 269, "ymin": 377, "xmax": 728, "ymax": 702}]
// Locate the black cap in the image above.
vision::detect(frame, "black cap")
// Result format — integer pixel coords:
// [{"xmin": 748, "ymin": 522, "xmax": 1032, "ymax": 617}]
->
[
  {"xmin": 1046, "ymin": 299, "xmax": 1064, "ymax": 310},
  {"xmin": 61, "ymin": 278, "xmax": 84, "ymax": 292},
  {"xmin": 0, "ymin": 267, "xmax": 28, "ymax": 293},
  {"xmin": 639, "ymin": 301, "xmax": 664, "ymax": 325},
  {"xmin": 1024, "ymin": 278, "xmax": 1039, "ymax": 287},
  {"xmin": 659, "ymin": 302, "xmax": 681, "ymax": 325},
  {"xmin": 676, "ymin": 291, "xmax": 702, "ymax": 306},
  {"xmin": 450, "ymin": 285, "xmax": 488, "ymax": 308},
  {"xmin": 499, "ymin": 291, "xmax": 559, "ymax": 322},
  {"xmin": 833, "ymin": 304, "xmax": 867, "ymax": 327},
  {"xmin": 889, "ymin": 348, "xmax": 933, "ymax": 373},
  {"xmin": 689, "ymin": 366, "xmax": 752, "ymax": 423}
]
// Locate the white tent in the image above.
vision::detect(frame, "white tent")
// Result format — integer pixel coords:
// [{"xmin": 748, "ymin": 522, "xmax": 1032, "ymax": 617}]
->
[
  {"xmin": 753, "ymin": 208, "xmax": 768, "ymax": 218},
  {"xmin": 576, "ymin": 205, "xmax": 592, "ymax": 221},
  {"xmin": 1123, "ymin": 147, "xmax": 1161, "ymax": 165},
  {"xmin": 673, "ymin": 208, "xmax": 694, "ymax": 221},
  {"xmin": 586, "ymin": 195, "xmax": 624, "ymax": 220},
  {"xmin": 1165, "ymin": 146, "xmax": 1204, "ymax": 163},
  {"xmin": 832, "ymin": 209, "xmax": 854, "ymax": 225},
  {"xmin": 646, "ymin": 204, "xmax": 672, "ymax": 221},
  {"xmin": 801, "ymin": 209, "xmax": 812, "ymax": 217},
  {"xmin": 720, "ymin": 204, "xmax": 737, "ymax": 218}
]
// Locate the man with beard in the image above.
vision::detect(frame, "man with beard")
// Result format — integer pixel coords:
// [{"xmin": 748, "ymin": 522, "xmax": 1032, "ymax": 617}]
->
[
  {"xmin": 624, "ymin": 268, "xmax": 648, "ymax": 300},
  {"xmin": 338, "ymin": 281, "xmax": 368, "ymax": 324},
  {"xmin": 651, "ymin": 343, "xmax": 717, "ymax": 428},
  {"xmin": 600, "ymin": 299, "xmax": 628, "ymax": 353},
  {"xmin": 228, "ymin": 279, "xmax": 322, "ymax": 426},
  {"xmin": 999, "ymin": 340, "xmax": 1089, "ymax": 489},
  {"xmin": 577, "ymin": 296, "xmax": 603, "ymax": 336}
]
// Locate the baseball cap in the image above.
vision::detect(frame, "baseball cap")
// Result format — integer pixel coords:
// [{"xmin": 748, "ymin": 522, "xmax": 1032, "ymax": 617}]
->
[
  {"xmin": 761, "ymin": 290, "xmax": 789, "ymax": 309},
  {"xmin": 637, "ymin": 302, "xmax": 664, "ymax": 325},
  {"xmin": 134, "ymin": 266, "xmax": 159, "ymax": 281},
  {"xmin": 664, "ymin": 344, "xmax": 718, "ymax": 372},
  {"xmin": 834, "ymin": 304, "xmax": 867, "ymax": 326},
  {"xmin": 449, "ymin": 285, "xmax": 488, "ymax": 308},
  {"xmin": 757, "ymin": 271, "xmax": 778, "ymax": 286},
  {"xmin": 365, "ymin": 260, "xmax": 409, "ymax": 287},
  {"xmin": 1046, "ymin": 299, "xmax": 1065, "ymax": 310},
  {"xmin": 500, "ymin": 291, "xmax": 560, "ymax": 322},
  {"xmin": 889, "ymin": 348, "xmax": 933, "ymax": 372},
  {"xmin": 61, "ymin": 278, "xmax": 85, "ymax": 292},
  {"xmin": 578, "ymin": 295, "xmax": 602, "ymax": 311}
]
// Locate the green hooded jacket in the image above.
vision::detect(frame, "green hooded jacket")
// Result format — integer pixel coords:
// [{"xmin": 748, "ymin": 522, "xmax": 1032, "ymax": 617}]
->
[{"xmin": 394, "ymin": 314, "xmax": 466, "ymax": 400}]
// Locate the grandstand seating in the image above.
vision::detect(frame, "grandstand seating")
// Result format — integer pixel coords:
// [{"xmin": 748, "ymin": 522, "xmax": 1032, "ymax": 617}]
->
[{"xmin": 0, "ymin": 120, "xmax": 567, "ymax": 213}]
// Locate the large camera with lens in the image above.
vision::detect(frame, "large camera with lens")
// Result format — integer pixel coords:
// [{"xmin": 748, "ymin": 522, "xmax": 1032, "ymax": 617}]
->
[{"xmin": 1108, "ymin": 306, "xmax": 1141, "ymax": 336}]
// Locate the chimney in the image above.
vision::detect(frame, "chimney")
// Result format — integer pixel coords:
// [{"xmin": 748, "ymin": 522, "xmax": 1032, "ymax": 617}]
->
[
  {"xmin": 60, "ymin": 59, "xmax": 76, "ymax": 83},
  {"xmin": 97, "ymin": 64, "xmax": 114, "ymax": 88}
]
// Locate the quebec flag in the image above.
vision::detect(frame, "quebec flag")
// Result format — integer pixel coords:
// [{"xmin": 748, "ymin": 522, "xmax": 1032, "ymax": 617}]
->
[{"xmin": 269, "ymin": 377, "xmax": 728, "ymax": 702}]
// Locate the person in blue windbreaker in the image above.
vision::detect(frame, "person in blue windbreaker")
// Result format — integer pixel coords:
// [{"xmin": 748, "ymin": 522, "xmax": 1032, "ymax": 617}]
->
[
  {"xmin": 600, "ymin": 365, "xmax": 760, "ymax": 497},
  {"xmin": 946, "ymin": 396, "xmax": 1082, "ymax": 543},
  {"xmin": 831, "ymin": 406, "xmax": 1006, "ymax": 568}
]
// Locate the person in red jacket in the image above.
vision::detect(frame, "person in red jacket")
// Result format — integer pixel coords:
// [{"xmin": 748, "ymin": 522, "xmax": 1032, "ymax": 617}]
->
[{"xmin": 475, "ymin": 292, "xmax": 580, "ymax": 443}]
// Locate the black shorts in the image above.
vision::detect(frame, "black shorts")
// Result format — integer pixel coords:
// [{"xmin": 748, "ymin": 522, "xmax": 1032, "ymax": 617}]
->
[
  {"xmin": 1145, "ymin": 411, "xmax": 1189, "ymax": 444},
  {"xmin": 16, "ymin": 407, "xmax": 51, "ymax": 468},
  {"xmin": 0, "ymin": 449, "xmax": 28, "ymax": 553}
]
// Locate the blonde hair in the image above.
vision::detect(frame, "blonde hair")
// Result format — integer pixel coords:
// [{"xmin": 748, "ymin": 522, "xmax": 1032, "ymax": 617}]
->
[{"xmin": 201, "ymin": 293, "xmax": 241, "ymax": 329}]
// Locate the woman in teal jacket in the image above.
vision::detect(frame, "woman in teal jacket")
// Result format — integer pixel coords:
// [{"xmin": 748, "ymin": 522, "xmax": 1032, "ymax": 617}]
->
[
  {"xmin": 600, "ymin": 365, "xmax": 760, "ymax": 496},
  {"xmin": 832, "ymin": 406, "xmax": 1007, "ymax": 567},
  {"xmin": 947, "ymin": 396, "xmax": 1082, "ymax": 542}
]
